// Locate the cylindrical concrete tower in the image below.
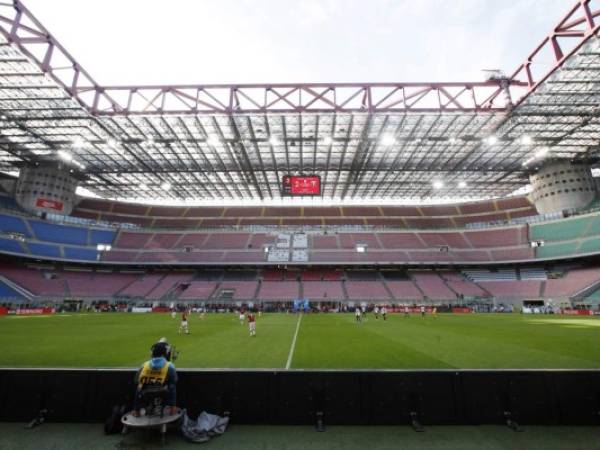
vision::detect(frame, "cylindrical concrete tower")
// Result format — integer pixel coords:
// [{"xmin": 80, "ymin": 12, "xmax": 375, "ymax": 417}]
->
[
  {"xmin": 529, "ymin": 160, "xmax": 596, "ymax": 215},
  {"xmin": 15, "ymin": 163, "xmax": 80, "ymax": 216}
]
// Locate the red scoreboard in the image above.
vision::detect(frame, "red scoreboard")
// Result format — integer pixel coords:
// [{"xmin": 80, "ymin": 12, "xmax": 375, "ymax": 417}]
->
[{"xmin": 282, "ymin": 175, "xmax": 321, "ymax": 196}]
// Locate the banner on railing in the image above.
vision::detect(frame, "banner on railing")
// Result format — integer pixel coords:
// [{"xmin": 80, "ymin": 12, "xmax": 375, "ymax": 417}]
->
[
  {"xmin": 16, "ymin": 307, "xmax": 54, "ymax": 315},
  {"xmin": 562, "ymin": 309, "xmax": 594, "ymax": 316}
]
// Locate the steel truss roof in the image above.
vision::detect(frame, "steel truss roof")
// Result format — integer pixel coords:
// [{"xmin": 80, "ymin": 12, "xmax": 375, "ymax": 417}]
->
[{"xmin": 0, "ymin": 0, "xmax": 597, "ymax": 204}]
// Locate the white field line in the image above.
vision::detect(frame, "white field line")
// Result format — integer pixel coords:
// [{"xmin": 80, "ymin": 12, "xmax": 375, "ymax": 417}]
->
[{"xmin": 285, "ymin": 314, "xmax": 303, "ymax": 370}]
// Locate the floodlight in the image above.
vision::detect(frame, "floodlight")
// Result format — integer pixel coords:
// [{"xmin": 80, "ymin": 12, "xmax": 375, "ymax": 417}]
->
[
  {"xmin": 57, "ymin": 150, "xmax": 73, "ymax": 162},
  {"xmin": 381, "ymin": 134, "xmax": 395, "ymax": 146}
]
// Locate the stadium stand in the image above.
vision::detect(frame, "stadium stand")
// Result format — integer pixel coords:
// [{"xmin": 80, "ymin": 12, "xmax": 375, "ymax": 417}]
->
[
  {"xmin": 0, "ymin": 263, "xmax": 600, "ymax": 305},
  {"xmin": 345, "ymin": 281, "xmax": 391, "ymax": 300},
  {"xmin": 256, "ymin": 281, "xmax": 300, "ymax": 300},
  {"xmin": 411, "ymin": 271, "xmax": 457, "ymax": 300},
  {"xmin": 178, "ymin": 281, "xmax": 219, "ymax": 300},
  {"xmin": 10, "ymin": 204, "xmax": 600, "ymax": 266},
  {"xmin": 71, "ymin": 196, "xmax": 538, "ymax": 229},
  {"xmin": 302, "ymin": 281, "xmax": 345, "ymax": 300}
]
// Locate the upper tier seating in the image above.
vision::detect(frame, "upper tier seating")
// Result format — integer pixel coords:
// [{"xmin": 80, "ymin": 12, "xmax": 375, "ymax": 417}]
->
[
  {"xmin": 10, "ymin": 205, "xmax": 600, "ymax": 265},
  {"xmin": 29, "ymin": 221, "xmax": 88, "ymax": 246},
  {"xmin": 0, "ymin": 213, "xmax": 31, "ymax": 237},
  {"xmin": 72, "ymin": 196, "xmax": 537, "ymax": 229}
]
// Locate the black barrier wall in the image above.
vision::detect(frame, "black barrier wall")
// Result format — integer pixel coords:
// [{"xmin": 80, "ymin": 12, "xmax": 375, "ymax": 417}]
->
[{"xmin": 1, "ymin": 369, "xmax": 600, "ymax": 425}]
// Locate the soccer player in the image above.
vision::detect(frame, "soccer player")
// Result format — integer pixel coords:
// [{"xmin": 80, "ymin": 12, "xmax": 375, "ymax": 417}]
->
[
  {"xmin": 420, "ymin": 305, "xmax": 426, "ymax": 318},
  {"xmin": 432, "ymin": 306, "xmax": 437, "ymax": 317},
  {"xmin": 381, "ymin": 305, "xmax": 387, "ymax": 321},
  {"xmin": 239, "ymin": 310, "xmax": 245, "ymax": 325},
  {"xmin": 373, "ymin": 305, "xmax": 380, "ymax": 320},
  {"xmin": 355, "ymin": 307, "xmax": 362, "ymax": 323},
  {"xmin": 178, "ymin": 310, "xmax": 189, "ymax": 334},
  {"xmin": 171, "ymin": 309, "xmax": 176, "ymax": 319},
  {"xmin": 404, "ymin": 306, "xmax": 410, "ymax": 317},
  {"xmin": 247, "ymin": 312, "xmax": 256, "ymax": 336}
]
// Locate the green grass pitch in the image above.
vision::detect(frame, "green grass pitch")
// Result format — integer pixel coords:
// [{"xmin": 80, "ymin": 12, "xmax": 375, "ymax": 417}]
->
[{"xmin": 1, "ymin": 312, "xmax": 600, "ymax": 369}]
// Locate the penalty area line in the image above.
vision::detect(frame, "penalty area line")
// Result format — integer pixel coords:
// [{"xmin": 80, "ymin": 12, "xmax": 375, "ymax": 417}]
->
[{"xmin": 285, "ymin": 314, "xmax": 303, "ymax": 370}]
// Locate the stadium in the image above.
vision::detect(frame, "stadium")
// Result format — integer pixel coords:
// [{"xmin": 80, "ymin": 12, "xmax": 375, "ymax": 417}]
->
[{"xmin": 1, "ymin": 0, "xmax": 600, "ymax": 448}]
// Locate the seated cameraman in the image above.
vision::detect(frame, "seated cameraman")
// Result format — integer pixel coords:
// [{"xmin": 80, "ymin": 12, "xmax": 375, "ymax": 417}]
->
[{"xmin": 133, "ymin": 339, "xmax": 178, "ymax": 416}]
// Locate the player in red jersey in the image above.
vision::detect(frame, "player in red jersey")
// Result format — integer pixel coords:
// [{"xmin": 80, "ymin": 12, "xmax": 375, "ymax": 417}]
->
[
  {"xmin": 178, "ymin": 310, "xmax": 189, "ymax": 334},
  {"xmin": 247, "ymin": 312, "xmax": 256, "ymax": 337}
]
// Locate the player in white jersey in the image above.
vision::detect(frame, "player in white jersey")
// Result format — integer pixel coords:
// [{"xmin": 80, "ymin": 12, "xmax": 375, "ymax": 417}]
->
[
  {"xmin": 171, "ymin": 309, "xmax": 177, "ymax": 319},
  {"xmin": 355, "ymin": 307, "xmax": 362, "ymax": 323},
  {"xmin": 178, "ymin": 311, "xmax": 190, "ymax": 334},
  {"xmin": 239, "ymin": 310, "xmax": 245, "ymax": 325},
  {"xmin": 373, "ymin": 306, "xmax": 380, "ymax": 319},
  {"xmin": 420, "ymin": 305, "xmax": 426, "ymax": 317},
  {"xmin": 381, "ymin": 306, "xmax": 387, "ymax": 321}
]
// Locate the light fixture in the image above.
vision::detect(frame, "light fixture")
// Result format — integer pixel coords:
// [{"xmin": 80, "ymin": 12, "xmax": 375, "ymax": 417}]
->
[
  {"xmin": 72, "ymin": 137, "xmax": 85, "ymax": 148},
  {"xmin": 322, "ymin": 136, "xmax": 333, "ymax": 145},
  {"xmin": 57, "ymin": 150, "xmax": 73, "ymax": 162},
  {"xmin": 161, "ymin": 181, "xmax": 172, "ymax": 191},
  {"xmin": 448, "ymin": 137, "xmax": 458, "ymax": 144},
  {"xmin": 458, "ymin": 181, "xmax": 467, "ymax": 188},
  {"xmin": 535, "ymin": 147, "xmax": 549, "ymax": 158},
  {"xmin": 521, "ymin": 135, "xmax": 533, "ymax": 145},
  {"xmin": 433, "ymin": 180, "xmax": 444, "ymax": 189},
  {"xmin": 269, "ymin": 136, "xmax": 280, "ymax": 146},
  {"xmin": 96, "ymin": 244, "xmax": 112, "ymax": 252},
  {"xmin": 107, "ymin": 138, "xmax": 118, "ymax": 148},
  {"xmin": 207, "ymin": 136, "xmax": 220, "ymax": 146},
  {"xmin": 381, "ymin": 134, "xmax": 395, "ymax": 146},
  {"xmin": 139, "ymin": 183, "xmax": 148, "ymax": 190},
  {"xmin": 485, "ymin": 136, "xmax": 498, "ymax": 145}
]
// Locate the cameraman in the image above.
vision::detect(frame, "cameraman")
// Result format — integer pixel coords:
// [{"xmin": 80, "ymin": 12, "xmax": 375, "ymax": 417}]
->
[{"xmin": 133, "ymin": 339, "xmax": 178, "ymax": 416}]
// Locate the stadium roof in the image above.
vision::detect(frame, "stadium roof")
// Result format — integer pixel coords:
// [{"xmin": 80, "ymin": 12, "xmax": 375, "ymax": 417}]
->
[{"xmin": 0, "ymin": 0, "xmax": 598, "ymax": 205}]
